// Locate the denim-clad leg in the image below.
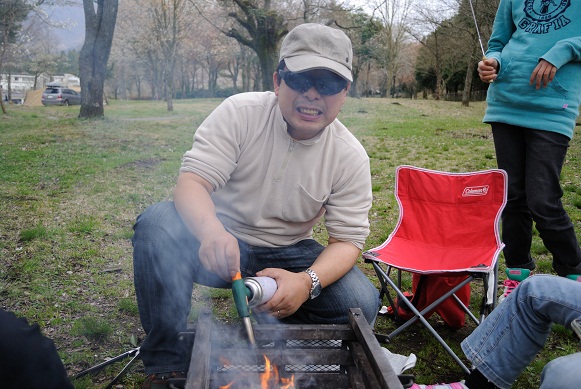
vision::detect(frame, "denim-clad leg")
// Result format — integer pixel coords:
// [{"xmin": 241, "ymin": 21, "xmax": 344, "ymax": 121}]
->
[
  {"xmin": 133, "ymin": 201, "xmax": 380, "ymax": 374},
  {"xmin": 539, "ymin": 352, "xmax": 581, "ymax": 388},
  {"xmin": 133, "ymin": 201, "xmax": 231, "ymax": 374},
  {"xmin": 492, "ymin": 123, "xmax": 581, "ymax": 275},
  {"xmin": 461, "ymin": 275, "xmax": 581, "ymax": 389}
]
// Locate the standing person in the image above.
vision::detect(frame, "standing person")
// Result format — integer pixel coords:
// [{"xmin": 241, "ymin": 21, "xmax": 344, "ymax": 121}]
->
[
  {"xmin": 132, "ymin": 23, "xmax": 380, "ymax": 388},
  {"xmin": 411, "ymin": 275, "xmax": 581, "ymax": 388},
  {"xmin": 477, "ymin": 0, "xmax": 581, "ymax": 299}
]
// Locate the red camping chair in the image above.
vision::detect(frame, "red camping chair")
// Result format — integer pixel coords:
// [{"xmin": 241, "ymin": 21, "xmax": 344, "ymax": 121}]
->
[{"xmin": 363, "ymin": 165, "xmax": 507, "ymax": 373}]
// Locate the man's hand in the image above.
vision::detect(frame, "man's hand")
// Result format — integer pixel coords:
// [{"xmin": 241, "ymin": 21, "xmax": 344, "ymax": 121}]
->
[
  {"xmin": 198, "ymin": 228, "xmax": 240, "ymax": 282},
  {"xmin": 253, "ymin": 268, "xmax": 311, "ymax": 319},
  {"xmin": 530, "ymin": 59, "xmax": 556, "ymax": 89},
  {"xmin": 252, "ymin": 238, "xmax": 359, "ymax": 319},
  {"xmin": 478, "ymin": 58, "xmax": 498, "ymax": 83},
  {"xmin": 174, "ymin": 172, "xmax": 240, "ymax": 281}
]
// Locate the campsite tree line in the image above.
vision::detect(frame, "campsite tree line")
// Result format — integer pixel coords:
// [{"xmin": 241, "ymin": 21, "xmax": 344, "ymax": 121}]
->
[
  {"xmin": 2, "ymin": 0, "xmax": 502, "ymax": 116},
  {"xmin": 106, "ymin": 0, "xmax": 501, "ymax": 107}
]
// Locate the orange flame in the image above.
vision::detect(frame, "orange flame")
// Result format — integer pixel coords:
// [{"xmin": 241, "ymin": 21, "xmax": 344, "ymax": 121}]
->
[
  {"xmin": 220, "ymin": 354, "xmax": 294, "ymax": 389},
  {"xmin": 260, "ymin": 355, "xmax": 295, "ymax": 389},
  {"xmin": 218, "ymin": 356, "xmax": 233, "ymax": 389},
  {"xmin": 280, "ymin": 375, "xmax": 295, "ymax": 389}
]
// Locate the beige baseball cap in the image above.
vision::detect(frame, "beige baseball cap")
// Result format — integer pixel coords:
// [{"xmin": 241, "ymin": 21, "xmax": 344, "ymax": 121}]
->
[{"xmin": 279, "ymin": 23, "xmax": 353, "ymax": 82}]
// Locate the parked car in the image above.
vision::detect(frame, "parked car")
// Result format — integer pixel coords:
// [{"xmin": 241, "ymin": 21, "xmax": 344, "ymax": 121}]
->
[{"xmin": 41, "ymin": 86, "xmax": 81, "ymax": 106}]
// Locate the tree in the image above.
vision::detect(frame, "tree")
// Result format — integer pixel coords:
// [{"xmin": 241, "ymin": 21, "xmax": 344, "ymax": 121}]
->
[
  {"xmin": 411, "ymin": 0, "xmax": 499, "ymax": 103},
  {"xmin": 457, "ymin": 0, "xmax": 499, "ymax": 106},
  {"xmin": 110, "ymin": 0, "xmax": 152, "ymax": 100},
  {"xmin": 216, "ymin": 0, "xmax": 288, "ymax": 91},
  {"xmin": 112, "ymin": 0, "xmax": 206, "ymax": 101},
  {"xmin": 148, "ymin": 0, "xmax": 189, "ymax": 111},
  {"xmin": 368, "ymin": 0, "xmax": 413, "ymax": 98},
  {"xmin": 324, "ymin": 6, "xmax": 383, "ymax": 98},
  {"xmin": 20, "ymin": 23, "xmax": 62, "ymax": 89},
  {"xmin": 0, "ymin": 0, "xmax": 30, "ymax": 114},
  {"xmin": 78, "ymin": 0, "xmax": 118, "ymax": 118},
  {"xmin": 410, "ymin": 1, "xmax": 469, "ymax": 100}
]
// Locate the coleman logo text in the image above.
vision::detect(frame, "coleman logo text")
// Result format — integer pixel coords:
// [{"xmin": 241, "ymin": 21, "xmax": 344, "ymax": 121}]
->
[{"xmin": 462, "ymin": 185, "xmax": 489, "ymax": 197}]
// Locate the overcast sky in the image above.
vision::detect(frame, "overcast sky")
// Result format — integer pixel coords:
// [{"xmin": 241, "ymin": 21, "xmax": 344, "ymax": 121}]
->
[{"xmin": 46, "ymin": 4, "xmax": 85, "ymax": 51}]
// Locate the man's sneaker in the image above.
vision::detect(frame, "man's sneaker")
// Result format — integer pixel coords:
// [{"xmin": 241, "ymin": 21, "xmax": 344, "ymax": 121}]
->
[
  {"xmin": 498, "ymin": 268, "xmax": 531, "ymax": 303},
  {"xmin": 410, "ymin": 383, "xmax": 468, "ymax": 389},
  {"xmin": 142, "ymin": 371, "xmax": 186, "ymax": 389},
  {"xmin": 566, "ymin": 274, "xmax": 581, "ymax": 282}
]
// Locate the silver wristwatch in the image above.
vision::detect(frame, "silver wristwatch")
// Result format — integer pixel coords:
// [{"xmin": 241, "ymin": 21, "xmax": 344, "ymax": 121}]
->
[{"xmin": 304, "ymin": 268, "xmax": 322, "ymax": 299}]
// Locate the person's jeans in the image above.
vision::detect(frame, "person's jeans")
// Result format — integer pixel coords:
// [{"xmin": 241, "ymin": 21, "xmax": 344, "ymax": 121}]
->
[
  {"xmin": 461, "ymin": 274, "xmax": 581, "ymax": 389},
  {"xmin": 132, "ymin": 201, "xmax": 380, "ymax": 374},
  {"xmin": 491, "ymin": 123, "xmax": 581, "ymax": 276},
  {"xmin": 539, "ymin": 352, "xmax": 581, "ymax": 388}
]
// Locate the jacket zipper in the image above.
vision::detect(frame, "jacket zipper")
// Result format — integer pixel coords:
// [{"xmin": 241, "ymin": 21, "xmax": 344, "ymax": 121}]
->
[{"xmin": 274, "ymin": 139, "xmax": 296, "ymax": 182}]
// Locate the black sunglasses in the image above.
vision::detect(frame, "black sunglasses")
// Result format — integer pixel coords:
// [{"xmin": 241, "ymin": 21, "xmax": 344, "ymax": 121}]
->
[{"xmin": 278, "ymin": 70, "xmax": 348, "ymax": 96}]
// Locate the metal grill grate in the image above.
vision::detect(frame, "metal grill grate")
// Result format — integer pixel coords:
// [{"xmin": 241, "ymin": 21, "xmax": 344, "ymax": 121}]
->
[
  {"xmin": 285, "ymin": 339, "xmax": 342, "ymax": 348},
  {"xmin": 285, "ymin": 364, "xmax": 341, "ymax": 373},
  {"xmin": 216, "ymin": 339, "xmax": 344, "ymax": 373},
  {"xmin": 184, "ymin": 308, "xmax": 404, "ymax": 389}
]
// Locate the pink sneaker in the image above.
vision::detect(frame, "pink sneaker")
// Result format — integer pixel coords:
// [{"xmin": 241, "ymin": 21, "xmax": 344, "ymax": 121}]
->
[
  {"xmin": 498, "ymin": 268, "xmax": 532, "ymax": 303},
  {"xmin": 499, "ymin": 279, "xmax": 520, "ymax": 303},
  {"xmin": 410, "ymin": 383, "xmax": 468, "ymax": 389}
]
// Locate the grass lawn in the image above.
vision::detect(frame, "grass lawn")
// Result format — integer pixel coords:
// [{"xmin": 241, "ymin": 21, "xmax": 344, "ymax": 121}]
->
[{"xmin": 1, "ymin": 97, "xmax": 580, "ymax": 388}]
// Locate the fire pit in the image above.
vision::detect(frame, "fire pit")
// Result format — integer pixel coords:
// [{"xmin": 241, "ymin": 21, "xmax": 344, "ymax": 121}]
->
[{"xmin": 179, "ymin": 308, "xmax": 405, "ymax": 389}]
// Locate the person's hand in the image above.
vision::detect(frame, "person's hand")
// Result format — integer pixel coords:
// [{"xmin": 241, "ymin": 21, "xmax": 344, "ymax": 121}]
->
[
  {"xmin": 198, "ymin": 229, "xmax": 240, "ymax": 282},
  {"xmin": 253, "ymin": 268, "xmax": 311, "ymax": 319},
  {"xmin": 478, "ymin": 58, "xmax": 498, "ymax": 83},
  {"xmin": 530, "ymin": 59, "xmax": 556, "ymax": 89}
]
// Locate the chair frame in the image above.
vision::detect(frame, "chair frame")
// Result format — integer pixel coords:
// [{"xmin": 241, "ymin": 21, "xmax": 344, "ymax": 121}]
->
[
  {"xmin": 369, "ymin": 262, "xmax": 496, "ymax": 373},
  {"xmin": 364, "ymin": 165, "xmax": 507, "ymax": 374}
]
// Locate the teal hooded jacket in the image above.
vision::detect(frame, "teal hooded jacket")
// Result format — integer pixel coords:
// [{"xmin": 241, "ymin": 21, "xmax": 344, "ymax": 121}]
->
[{"xmin": 484, "ymin": 0, "xmax": 581, "ymax": 139}]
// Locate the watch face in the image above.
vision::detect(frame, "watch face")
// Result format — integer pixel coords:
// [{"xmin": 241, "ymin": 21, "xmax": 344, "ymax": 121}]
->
[
  {"xmin": 305, "ymin": 268, "xmax": 322, "ymax": 299},
  {"xmin": 311, "ymin": 283, "xmax": 322, "ymax": 298}
]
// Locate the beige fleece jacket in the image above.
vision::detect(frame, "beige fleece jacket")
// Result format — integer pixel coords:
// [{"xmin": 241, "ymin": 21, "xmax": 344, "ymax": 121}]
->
[{"xmin": 180, "ymin": 91, "xmax": 372, "ymax": 249}]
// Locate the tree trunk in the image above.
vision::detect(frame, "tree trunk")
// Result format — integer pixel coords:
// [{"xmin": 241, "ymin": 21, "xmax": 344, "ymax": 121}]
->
[
  {"xmin": 7, "ymin": 67, "xmax": 12, "ymax": 102},
  {"xmin": 0, "ymin": 61, "xmax": 5, "ymax": 114},
  {"xmin": 461, "ymin": 59, "xmax": 473, "ymax": 107},
  {"xmin": 119, "ymin": 63, "xmax": 127, "ymax": 100},
  {"xmin": 462, "ymin": 44, "xmax": 480, "ymax": 107},
  {"xmin": 79, "ymin": 0, "xmax": 119, "ymax": 119},
  {"xmin": 0, "ymin": 88, "xmax": 7, "ymax": 115},
  {"xmin": 226, "ymin": 0, "xmax": 287, "ymax": 91},
  {"xmin": 257, "ymin": 48, "xmax": 275, "ymax": 91},
  {"xmin": 434, "ymin": 64, "xmax": 442, "ymax": 101}
]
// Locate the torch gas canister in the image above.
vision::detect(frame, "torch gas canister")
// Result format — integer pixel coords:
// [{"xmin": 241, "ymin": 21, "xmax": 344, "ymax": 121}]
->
[{"xmin": 244, "ymin": 276, "xmax": 277, "ymax": 307}]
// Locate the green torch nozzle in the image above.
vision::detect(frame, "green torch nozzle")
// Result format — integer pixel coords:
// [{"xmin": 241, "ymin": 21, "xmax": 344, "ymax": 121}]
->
[
  {"xmin": 232, "ymin": 272, "xmax": 256, "ymax": 347},
  {"xmin": 232, "ymin": 272, "xmax": 250, "ymax": 318}
]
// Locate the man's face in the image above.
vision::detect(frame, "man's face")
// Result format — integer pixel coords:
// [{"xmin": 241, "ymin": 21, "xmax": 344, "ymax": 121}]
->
[{"xmin": 274, "ymin": 68, "xmax": 349, "ymax": 140}]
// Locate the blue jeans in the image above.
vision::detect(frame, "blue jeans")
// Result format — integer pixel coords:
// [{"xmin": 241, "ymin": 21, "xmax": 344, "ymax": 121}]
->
[
  {"xmin": 461, "ymin": 275, "xmax": 581, "ymax": 389},
  {"xmin": 540, "ymin": 353, "xmax": 581, "ymax": 388},
  {"xmin": 491, "ymin": 123, "xmax": 581, "ymax": 276},
  {"xmin": 132, "ymin": 201, "xmax": 380, "ymax": 374}
]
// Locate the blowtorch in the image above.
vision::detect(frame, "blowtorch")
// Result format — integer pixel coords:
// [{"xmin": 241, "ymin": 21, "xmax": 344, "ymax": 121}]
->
[
  {"xmin": 231, "ymin": 271, "xmax": 256, "ymax": 348},
  {"xmin": 231, "ymin": 273, "xmax": 278, "ymax": 348}
]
